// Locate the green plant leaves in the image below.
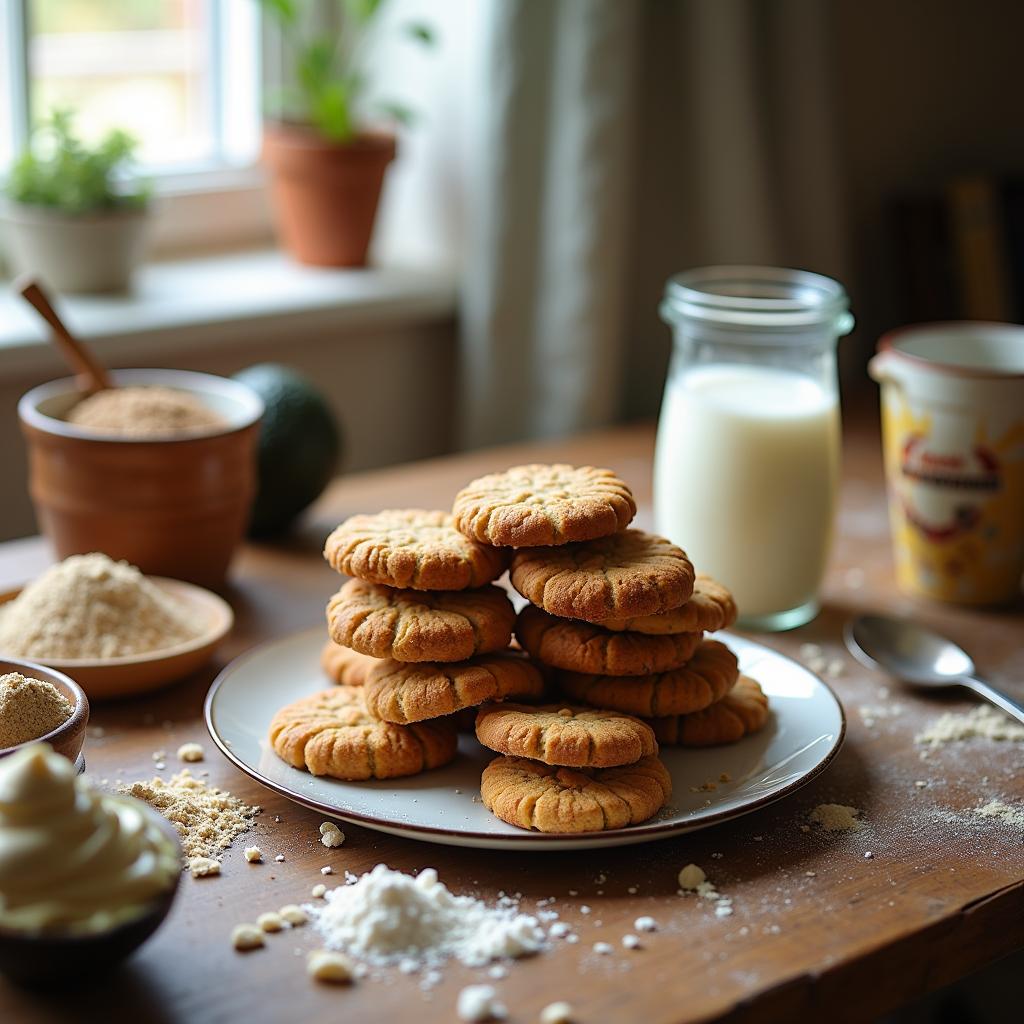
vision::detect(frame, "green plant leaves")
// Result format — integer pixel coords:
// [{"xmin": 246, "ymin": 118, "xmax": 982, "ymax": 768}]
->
[{"xmin": 4, "ymin": 109, "xmax": 148, "ymax": 213}]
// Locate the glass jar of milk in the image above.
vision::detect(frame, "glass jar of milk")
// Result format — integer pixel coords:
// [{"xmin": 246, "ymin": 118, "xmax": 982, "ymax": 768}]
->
[{"xmin": 655, "ymin": 266, "xmax": 853, "ymax": 631}]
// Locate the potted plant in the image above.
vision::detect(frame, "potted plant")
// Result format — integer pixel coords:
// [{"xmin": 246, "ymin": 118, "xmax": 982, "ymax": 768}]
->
[
  {"xmin": 0, "ymin": 109, "xmax": 150, "ymax": 294},
  {"xmin": 259, "ymin": 0, "xmax": 434, "ymax": 267}
]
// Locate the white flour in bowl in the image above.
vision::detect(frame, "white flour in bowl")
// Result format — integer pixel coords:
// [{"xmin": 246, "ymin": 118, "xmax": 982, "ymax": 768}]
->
[{"xmin": 308, "ymin": 864, "xmax": 544, "ymax": 969}]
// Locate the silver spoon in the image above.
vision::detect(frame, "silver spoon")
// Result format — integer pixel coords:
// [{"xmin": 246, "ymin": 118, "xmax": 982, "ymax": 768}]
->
[{"xmin": 845, "ymin": 614, "xmax": 1024, "ymax": 725}]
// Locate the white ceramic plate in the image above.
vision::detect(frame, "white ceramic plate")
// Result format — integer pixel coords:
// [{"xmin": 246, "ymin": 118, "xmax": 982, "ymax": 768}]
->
[{"xmin": 205, "ymin": 629, "xmax": 845, "ymax": 851}]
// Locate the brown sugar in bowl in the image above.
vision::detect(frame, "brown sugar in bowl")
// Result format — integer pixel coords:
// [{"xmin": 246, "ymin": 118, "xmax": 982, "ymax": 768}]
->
[
  {"xmin": 18, "ymin": 369, "xmax": 263, "ymax": 588},
  {"xmin": 0, "ymin": 657, "xmax": 89, "ymax": 771}
]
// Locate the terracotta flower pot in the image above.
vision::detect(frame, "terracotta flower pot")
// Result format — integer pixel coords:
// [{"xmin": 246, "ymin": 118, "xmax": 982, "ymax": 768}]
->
[
  {"xmin": 18, "ymin": 369, "xmax": 263, "ymax": 588},
  {"xmin": 262, "ymin": 123, "xmax": 396, "ymax": 268}
]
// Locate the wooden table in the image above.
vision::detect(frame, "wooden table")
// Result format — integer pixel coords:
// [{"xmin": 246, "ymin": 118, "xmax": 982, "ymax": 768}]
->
[{"xmin": 2, "ymin": 421, "xmax": 1022, "ymax": 1024}]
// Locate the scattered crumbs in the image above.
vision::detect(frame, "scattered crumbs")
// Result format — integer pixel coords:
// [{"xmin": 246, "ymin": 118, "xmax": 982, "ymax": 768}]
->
[
  {"xmin": 567, "ymin": 889, "xmax": 578, "ymax": 896},
  {"xmin": 634, "ymin": 916, "xmax": 657, "ymax": 933},
  {"xmin": 975, "ymin": 799, "xmax": 1024, "ymax": 830},
  {"xmin": 307, "ymin": 949, "xmax": 354, "ymax": 984},
  {"xmin": 177, "ymin": 742, "xmax": 204, "ymax": 763},
  {"xmin": 274, "ymin": 815, "xmax": 282, "ymax": 823},
  {"xmin": 565, "ymin": 934, "xmax": 579, "ymax": 944},
  {"xmin": 738, "ymin": 926, "xmax": 749, "ymax": 936},
  {"xmin": 549, "ymin": 922, "xmax": 571, "ymax": 939},
  {"xmin": 189, "ymin": 856, "xmax": 221, "ymax": 878},
  {"xmin": 715, "ymin": 904, "xmax": 733, "ymax": 918},
  {"xmin": 122, "ymin": 769, "xmax": 258, "ymax": 860},
  {"xmin": 863, "ymin": 851, "xmax": 874, "ymax": 860},
  {"xmin": 275, "ymin": 854, "xmax": 285, "ymax": 863},
  {"xmin": 915, "ymin": 706, "xmax": 1024, "ymax": 747},
  {"xmin": 595, "ymin": 873, "xmax": 606, "ymax": 884},
  {"xmin": 280, "ymin": 905, "xmax": 308, "ymax": 926},
  {"xmin": 322, "ymin": 865, "xmax": 333, "ymax": 875},
  {"xmin": 311, "ymin": 883, "xmax": 327, "ymax": 899},
  {"xmin": 858, "ymin": 704, "xmax": 904, "ymax": 728},
  {"xmin": 154, "ymin": 762, "xmax": 166, "ymax": 771},
  {"xmin": 805, "ymin": 871, "xmax": 816, "ymax": 877},
  {"xmin": 622, "ymin": 934, "xmax": 641, "ymax": 950},
  {"xmin": 231, "ymin": 923, "xmax": 264, "ymax": 951},
  {"xmin": 579, "ymin": 905, "xmax": 591, "ymax": 915},
  {"xmin": 320, "ymin": 821, "xmax": 345, "ymax": 848},
  {"xmin": 719, "ymin": 772, "xmax": 731, "ymax": 783},
  {"xmin": 626, "ymin": 886, "xmax": 637, "ymax": 895},
  {"xmin": 593, "ymin": 942, "xmax": 613, "ymax": 955},
  {"xmin": 457, "ymin": 984, "xmax": 506, "ymax": 1022},
  {"xmin": 677, "ymin": 864, "xmax": 706, "ymax": 890},
  {"xmin": 257, "ymin": 911, "xmax": 285, "ymax": 933},
  {"xmin": 244, "ymin": 846, "xmax": 262, "ymax": 863},
  {"xmin": 487, "ymin": 965, "xmax": 507, "ymax": 980},
  {"xmin": 151, "ymin": 750, "xmax": 166, "ymax": 762},
  {"xmin": 825, "ymin": 659, "xmax": 845, "ymax": 679},
  {"xmin": 808, "ymin": 803, "xmax": 864, "ymax": 832},
  {"xmin": 914, "ymin": 780, "xmax": 928, "ymax": 789},
  {"xmin": 540, "ymin": 1002, "xmax": 574, "ymax": 1024}
]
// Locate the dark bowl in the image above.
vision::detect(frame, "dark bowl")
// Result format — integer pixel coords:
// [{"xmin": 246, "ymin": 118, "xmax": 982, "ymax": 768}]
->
[
  {"xmin": 0, "ymin": 657, "xmax": 89, "ymax": 769},
  {"xmin": 0, "ymin": 806, "xmax": 181, "ymax": 988}
]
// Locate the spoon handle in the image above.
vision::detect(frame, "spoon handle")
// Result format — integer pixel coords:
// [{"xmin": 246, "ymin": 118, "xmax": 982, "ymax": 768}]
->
[
  {"xmin": 960, "ymin": 676, "xmax": 1024, "ymax": 726},
  {"xmin": 16, "ymin": 276, "xmax": 112, "ymax": 394}
]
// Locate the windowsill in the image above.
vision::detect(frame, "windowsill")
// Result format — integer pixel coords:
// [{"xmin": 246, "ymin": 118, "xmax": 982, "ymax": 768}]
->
[{"xmin": 0, "ymin": 249, "xmax": 459, "ymax": 372}]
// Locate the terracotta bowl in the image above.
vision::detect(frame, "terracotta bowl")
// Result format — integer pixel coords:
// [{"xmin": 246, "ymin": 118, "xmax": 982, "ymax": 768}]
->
[
  {"xmin": 0, "ymin": 657, "xmax": 88, "ymax": 769},
  {"xmin": 18, "ymin": 368, "xmax": 263, "ymax": 588},
  {"xmin": 0, "ymin": 809, "xmax": 181, "ymax": 988},
  {"xmin": 0, "ymin": 578, "xmax": 233, "ymax": 700}
]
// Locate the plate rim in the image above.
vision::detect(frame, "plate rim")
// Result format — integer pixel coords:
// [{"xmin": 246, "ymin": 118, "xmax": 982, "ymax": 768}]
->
[{"xmin": 204, "ymin": 627, "xmax": 847, "ymax": 847}]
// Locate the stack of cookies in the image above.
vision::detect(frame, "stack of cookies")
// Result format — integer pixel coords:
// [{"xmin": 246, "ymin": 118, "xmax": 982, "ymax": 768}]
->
[
  {"xmin": 450, "ymin": 464, "xmax": 770, "ymax": 831},
  {"xmin": 271, "ymin": 509, "xmax": 545, "ymax": 782}
]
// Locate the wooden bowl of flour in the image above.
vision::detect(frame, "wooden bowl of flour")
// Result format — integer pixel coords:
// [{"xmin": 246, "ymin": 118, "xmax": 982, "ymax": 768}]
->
[
  {"xmin": 0, "ymin": 658, "xmax": 88, "ymax": 767},
  {"xmin": 0, "ymin": 579, "xmax": 233, "ymax": 700},
  {"xmin": 18, "ymin": 369, "xmax": 263, "ymax": 588}
]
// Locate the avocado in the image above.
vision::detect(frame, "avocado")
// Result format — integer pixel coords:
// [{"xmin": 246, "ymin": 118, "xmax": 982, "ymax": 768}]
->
[{"xmin": 233, "ymin": 363, "xmax": 341, "ymax": 537}]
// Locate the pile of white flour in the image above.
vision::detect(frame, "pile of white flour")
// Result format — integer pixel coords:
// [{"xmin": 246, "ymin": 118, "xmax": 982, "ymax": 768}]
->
[{"xmin": 308, "ymin": 864, "xmax": 544, "ymax": 969}]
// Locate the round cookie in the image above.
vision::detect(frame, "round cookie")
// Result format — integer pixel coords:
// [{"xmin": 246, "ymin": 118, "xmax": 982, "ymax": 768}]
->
[
  {"xmin": 363, "ymin": 652, "xmax": 546, "ymax": 724},
  {"xmin": 327, "ymin": 580, "xmax": 515, "ymax": 663},
  {"xmin": 268, "ymin": 686, "xmax": 457, "ymax": 780},
  {"xmin": 324, "ymin": 509, "xmax": 509, "ymax": 591},
  {"xmin": 452, "ymin": 463, "xmax": 636, "ymax": 548},
  {"xmin": 555, "ymin": 639, "xmax": 739, "ymax": 717},
  {"xmin": 646, "ymin": 676, "xmax": 769, "ymax": 746},
  {"xmin": 515, "ymin": 604, "xmax": 701, "ymax": 676},
  {"xmin": 320, "ymin": 640, "xmax": 380, "ymax": 686},
  {"xmin": 510, "ymin": 529, "xmax": 695, "ymax": 624},
  {"xmin": 481, "ymin": 755, "xmax": 671, "ymax": 833},
  {"xmin": 475, "ymin": 702, "xmax": 657, "ymax": 768},
  {"xmin": 599, "ymin": 574, "xmax": 737, "ymax": 635}
]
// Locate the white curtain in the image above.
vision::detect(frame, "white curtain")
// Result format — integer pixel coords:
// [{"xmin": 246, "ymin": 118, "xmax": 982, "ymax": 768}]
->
[
  {"xmin": 451, "ymin": 0, "xmax": 847, "ymax": 447},
  {"xmin": 459, "ymin": 0, "xmax": 640, "ymax": 448}
]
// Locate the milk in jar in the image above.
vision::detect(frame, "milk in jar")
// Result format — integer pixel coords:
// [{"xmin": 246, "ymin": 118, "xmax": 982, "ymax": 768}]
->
[{"xmin": 656, "ymin": 267, "xmax": 852, "ymax": 630}]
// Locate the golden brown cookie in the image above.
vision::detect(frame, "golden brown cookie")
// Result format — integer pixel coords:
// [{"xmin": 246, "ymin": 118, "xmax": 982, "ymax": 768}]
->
[
  {"xmin": 324, "ymin": 509, "xmax": 509, "ymax": 591},
  {"xmin": 475, "ymin": 702, "xmax": 657, "ymax": 767},
  {"xmin": 480, "ymin": 755, "xmax": 671, "ymax": 832},
  {"xmin": 510, "ymin": 529, "xmax": 694, "ymax": 624},
  {"xmin": 599, "ymin": 574, "xmax": 738, "ymax": 635},
  {"xmin": 268, "ymin": 686, "xmax": 457, "ymax": 780},
  {"xmin": 452, "ymin": 463, "xmax": 636, "ymax": 548},
  {"xmin": 363, "ymin": 652, "xmax": 546, "ymax": 724},
  {"xmin": 327, "ymin": 580, "xmax": 515, "ymax": 663},
  {"xmin": 515, "ymin": 604, "xmax": 701, "ymax": 676},
  {"xmin": 320, "ymin": 640, "xmax": 380, "ymax": 686},
  {"xmin": 555, "ymin": 639, "xmax": 739, "ymax": 717},
  {"xmin": 646, "ymin": 676, "xmax": 769, "ymax": 746}
]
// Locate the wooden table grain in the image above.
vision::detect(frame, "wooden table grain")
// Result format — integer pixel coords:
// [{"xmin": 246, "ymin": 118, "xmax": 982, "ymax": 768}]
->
[{"xmin": 2, "ymin": 420, "xmax": 1023, "ymax": 1024}]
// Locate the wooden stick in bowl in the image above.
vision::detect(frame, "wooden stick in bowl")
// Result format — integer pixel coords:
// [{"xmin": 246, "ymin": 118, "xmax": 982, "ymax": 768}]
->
[{"xmin": 16, "ymin": 276, "xmax": 113, "ymax": 394}]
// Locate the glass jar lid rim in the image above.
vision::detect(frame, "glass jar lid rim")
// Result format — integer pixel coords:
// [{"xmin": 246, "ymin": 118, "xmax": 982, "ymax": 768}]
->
[{"xmin": 663, "ymin": 265, "xmax": 850, "ymax": 326}]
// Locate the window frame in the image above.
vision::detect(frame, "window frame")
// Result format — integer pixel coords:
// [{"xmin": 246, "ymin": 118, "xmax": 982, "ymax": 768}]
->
[{"xmin": 1, "ymin": 0, "xmax": 271, "ymax": 257}]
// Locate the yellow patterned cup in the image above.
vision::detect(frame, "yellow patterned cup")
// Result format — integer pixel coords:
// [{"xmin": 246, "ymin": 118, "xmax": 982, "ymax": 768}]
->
[{"xmin": 869, "ymin": 323, "xmax": 1024, "ymax": 605}]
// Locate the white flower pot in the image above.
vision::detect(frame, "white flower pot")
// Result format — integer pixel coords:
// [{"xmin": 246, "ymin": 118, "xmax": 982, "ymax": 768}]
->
[{"xmin": 0, "ymin": 200, "xmax": 149, "ymax": 294}]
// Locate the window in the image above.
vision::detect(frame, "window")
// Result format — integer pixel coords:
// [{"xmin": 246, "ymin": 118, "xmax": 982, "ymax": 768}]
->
[{"xmin": 1, "ymin": 0, "xmax": 265, "ymax": 252}]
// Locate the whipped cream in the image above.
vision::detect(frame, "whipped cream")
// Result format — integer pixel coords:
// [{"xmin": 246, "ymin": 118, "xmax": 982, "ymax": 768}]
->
[{"xmin": 0, "ymin": 744, "xmax": 179, "ymax": 935}]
